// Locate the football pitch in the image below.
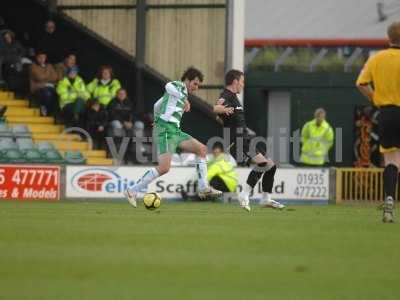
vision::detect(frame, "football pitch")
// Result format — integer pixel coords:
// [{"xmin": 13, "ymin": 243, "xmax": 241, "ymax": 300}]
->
[{"xmin": 0, "ymin": 201, "xmax": 399, "ymax": 300}]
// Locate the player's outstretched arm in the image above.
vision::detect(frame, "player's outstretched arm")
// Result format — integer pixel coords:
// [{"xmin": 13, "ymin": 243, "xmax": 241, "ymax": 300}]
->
[{"xmin": 213, "ymin": 98, "xmax": 234, "ymax": 115}]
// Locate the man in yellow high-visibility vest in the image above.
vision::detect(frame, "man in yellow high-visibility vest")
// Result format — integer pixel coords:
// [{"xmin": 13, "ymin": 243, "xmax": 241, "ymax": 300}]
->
[
  {"xmin": 300, "ymin": 108, "xmax": 334, "ymax": 166},
  {"xmin": 207, "ymin": 143, "xmax": 238, "ymax": 193}
]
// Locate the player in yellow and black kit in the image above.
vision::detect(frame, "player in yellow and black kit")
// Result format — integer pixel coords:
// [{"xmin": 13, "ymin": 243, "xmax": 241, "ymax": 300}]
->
[{"xmin": 356, "ymin": 21, "xmax": 400, "ymax": 222}]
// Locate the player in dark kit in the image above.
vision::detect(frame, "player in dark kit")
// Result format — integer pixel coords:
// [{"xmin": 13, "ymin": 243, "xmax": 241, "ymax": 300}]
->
[{"xmin": 213, "ymin": 69, "xmax": 285, "ymax": 211}]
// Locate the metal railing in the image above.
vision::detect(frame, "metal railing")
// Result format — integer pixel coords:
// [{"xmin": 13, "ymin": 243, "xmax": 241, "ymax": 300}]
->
[
  {"xmin": 245, "ymin": 46, "xmax": 371, "ymax": 73},
  {"xmin": 335, "ymin": 168, "xmax": 397, "ymax": 203}
]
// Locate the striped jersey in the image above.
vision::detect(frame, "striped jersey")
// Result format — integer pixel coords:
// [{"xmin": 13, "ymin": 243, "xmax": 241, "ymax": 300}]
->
[{"xmin": 154, "ymin": 81, "xmax": 188, "ymax": 127}]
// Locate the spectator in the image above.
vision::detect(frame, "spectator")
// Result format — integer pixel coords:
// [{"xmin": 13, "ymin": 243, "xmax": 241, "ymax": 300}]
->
[
  {"xmin": 0, "ymin": 17, "xmax": 5, "ymax": 49},
  {"xmin": 87, "ymin": 65, "xmax": 121, "ymax": 106},
  {"xmin": 0, "ymin": 18, "xmax": 5, "ymax": 83},
  {"xmin": 1, "ymin": 30, "xmax": 26, "ymax": 65},
  {"xmin": 207, "ymin": 143, "xmax": 238, "ymax": 193},
  {"xmin": 1, "ymin": 30, "xmax": 28, "ymax": 93},
  {"xmin": 84, "ymin": 99, "xmax": 108, "ymax": 149},
  {"xmin": 54, "ymin": 54, "xmax": 76, "ymax": 80},
  {"xmin": 300, "ymin": 108, "xmax": 334, "ymax": 166},
  {"xmin": 107, "ymin": 88, "xmax": 135, "ymax": 163},
  {"xmin": 36, "ymin": 20, "xmax": 63, "ymax": 64},
  {"xmin": 107, "ymin": 88, "xmax": 134, "ymax": 138},
  {"xmin": 56, "ymin": 66, "xmax": 90, "ymax": 128},
  {"xmin": 29, "ymin": 50, "xmax": 58, "ymax": 116}
]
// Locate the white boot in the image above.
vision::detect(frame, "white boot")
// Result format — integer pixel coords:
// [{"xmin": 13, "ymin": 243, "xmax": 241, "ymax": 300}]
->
[
  {"xmin": 238, "ymin": 191, "xmax": 251, "ymax": 212},
  {"xmin": 260, "ymin": 193, "xmax": 285, "ymax": 210},
  {"xmin": 125, "ymin": 189, "xmax": 137, "ymax": 208},
  {"xmin": 198, "ymin": 186, "xmax": 223, "ymax": 199},
  {"xmin": 239, "ymin": 184, "xmax": 253, "ymax": 212}
]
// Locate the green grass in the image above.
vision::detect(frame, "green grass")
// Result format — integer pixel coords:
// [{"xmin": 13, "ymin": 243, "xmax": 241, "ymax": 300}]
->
[{"xmin": 0, "ymin": 201, "xmax": 399, "ymax": 300}]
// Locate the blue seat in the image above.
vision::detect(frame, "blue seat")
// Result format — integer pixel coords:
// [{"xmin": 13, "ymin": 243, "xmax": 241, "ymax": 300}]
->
[
  {"xmin": 0, "ymin": 123, "xmax": 12, "ymax": 138},
  {"xmin": 1, "ymin": 149, "xmax": 26, "ymax": 163},
  {"xmin": 12, "ymin": 124, "xmax": 31, "ymax": 138},
  {"xmin": 37, "ymin": 141, "xmax": 55, "ymax": 152},
  {"xmin": 64, "ymin": 151, "xmax": 86, "ymax": 165},
  {"xmin": 16, "ymin": 138, "xmax": 35, "ymax": 151},
  {"xmin": 24, "ymin": 149, "xmax": 46, "ymax": 163}
]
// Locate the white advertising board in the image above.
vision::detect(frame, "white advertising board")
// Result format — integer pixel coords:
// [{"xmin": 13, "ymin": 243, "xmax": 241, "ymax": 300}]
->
[{"xmin": 66, "ymin": 166, "xmax": 330, "ymax": 203}]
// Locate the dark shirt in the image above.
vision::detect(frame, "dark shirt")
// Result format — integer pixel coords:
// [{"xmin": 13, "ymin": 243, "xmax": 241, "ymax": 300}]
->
[
  {"xmin": 107, "ymin": 98, "xmax": 134, "ymax": 123},
  {"xmin": 37, "ymin": 32, "xmax": 63, "ymax": 63},
  {"xmin": 2, "ymin": 41, "xmax": 26, "ymax": 64},
  {"xmin": 218, "ymin": 88, "xmax": 247, "ymax": 136},
  {"xmin": 85, "ymin": 107, "xmax": 108, "ymax": 132}
]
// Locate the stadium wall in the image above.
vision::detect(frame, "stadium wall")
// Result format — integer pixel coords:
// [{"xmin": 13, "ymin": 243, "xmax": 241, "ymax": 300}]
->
[
  {"xmin": 56, "ymin": 0, "xmax": 227, "ymax": 106},
  {"xmin": 244, "ymin": 71, "xmax": 370, "ymax": 167},
  {"xmin": 58, "ymin": 0, "xmax": 137, "ymax": 56}
]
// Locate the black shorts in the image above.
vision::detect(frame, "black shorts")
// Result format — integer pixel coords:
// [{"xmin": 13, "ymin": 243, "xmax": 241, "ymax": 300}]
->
[
  {"xmin": 229, "ymin": 134, "xmax": 266, "ymax": 164},
  {"xmin": 378, "ymin": 106, "xmax": 400, "ymax": 153},
  {"xmin": 209, "ymin": 176, "xmax": 230, "ymax": 193}
]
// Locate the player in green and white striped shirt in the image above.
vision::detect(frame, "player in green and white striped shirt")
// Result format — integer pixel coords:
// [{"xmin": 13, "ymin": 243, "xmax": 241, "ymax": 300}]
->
[{"xmin": 125, "ymin": 67, "xmax": 222, "ymax": 207}]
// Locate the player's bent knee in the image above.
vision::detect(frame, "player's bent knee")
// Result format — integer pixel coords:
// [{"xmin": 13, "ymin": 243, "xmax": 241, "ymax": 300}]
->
[{"xmin": 198, "ymin": 144, "xmax": 207, "ymax": 157}]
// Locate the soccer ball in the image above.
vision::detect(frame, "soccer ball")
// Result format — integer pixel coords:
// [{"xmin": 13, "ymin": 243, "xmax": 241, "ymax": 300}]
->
[{"xmin": 143, "ymin": 192, "xmax": 162, "ymax": 210}]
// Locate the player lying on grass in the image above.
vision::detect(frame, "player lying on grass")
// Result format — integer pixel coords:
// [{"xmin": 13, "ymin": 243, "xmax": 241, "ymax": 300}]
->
[
  {"xmin": 125, "ymin": 67, "xmax": 222, "ymax": 207},
  {"xmin": 213, "ymin": 69, "xmax": 285, "ymax": 212}
]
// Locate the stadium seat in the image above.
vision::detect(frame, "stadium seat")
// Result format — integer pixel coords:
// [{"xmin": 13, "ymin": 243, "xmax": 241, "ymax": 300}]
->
[
  {"xmin": 42, "ymin": 149, "xmax": 65, "ymax": 164},
  {"xmin": 16, "ymin": 138, "xmax": 35, "ymax": 151},
  {"xmin": 12, "ymin": 124, "xmax": 31, "ymax": 138},
  {"xmin": 64, "ymin": 151, "xmax": 86, "ymax": 165},
  {"xmin": 0, "ymin": 123, "xmax": 13, "ymax": 138},
  {"xmin": 1, "ymin": 148, "xmax": 26, "ymax": 163},
  {"xmin": 15, "ymin": 138, "xmax": 44, "ymax": 163},
  {"xmin": 0, "ymin": 138, "xmax": 18, "ymax": 150},
  {"xmin": 37, "ymin": 141, "xmax": 55, "ymax": 152},
  {"xmin": 37, "ymin": 141, "xmax": 64, "ymax": 164},
  {"xmin": 25, "ymin": 149, "xmax": 46, "ymax": 163},
  {"xmin": 0, "ymin": 138, "xmax": 26, "ymax": 163}
]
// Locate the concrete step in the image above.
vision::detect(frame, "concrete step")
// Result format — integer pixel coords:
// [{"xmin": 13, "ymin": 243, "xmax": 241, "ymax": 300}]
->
[
  {"xmin": 86, "ymin": 157, "xmax": 114, "ymax": 166},
  {"xmin": 0, "ymin": 91, "xmax": 14, "ymax": 99},
  {"xmin": 32, "ymin": 132, "xmax": 82, "ymax": 141},
  {"xmin": 5, "ymin": 107, "xmax": 40, "ymax": 117},
  {"xmin": 82, "ymin": 150, "xmax": 108, "ymax": 158},
  {"xmin": 51, "ymin": 140, "xmax": 90, "ymax": 151},
  {"xmin": 0, "ymin": 99, "xmax": 29, "ymax": 107},
  {"xmin": 7, "ymin": 116, "xmax": 55, "ymax": 124},
  {"xmin": 14, "ymin": 124, "xmax": 64, "ymax": 134}
]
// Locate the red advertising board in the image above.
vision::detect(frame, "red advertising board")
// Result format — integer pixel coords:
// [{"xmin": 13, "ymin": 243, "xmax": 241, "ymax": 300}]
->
[{"xmin": 0, "ymin": 165, "xmax": 60, "ymax": 201}]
